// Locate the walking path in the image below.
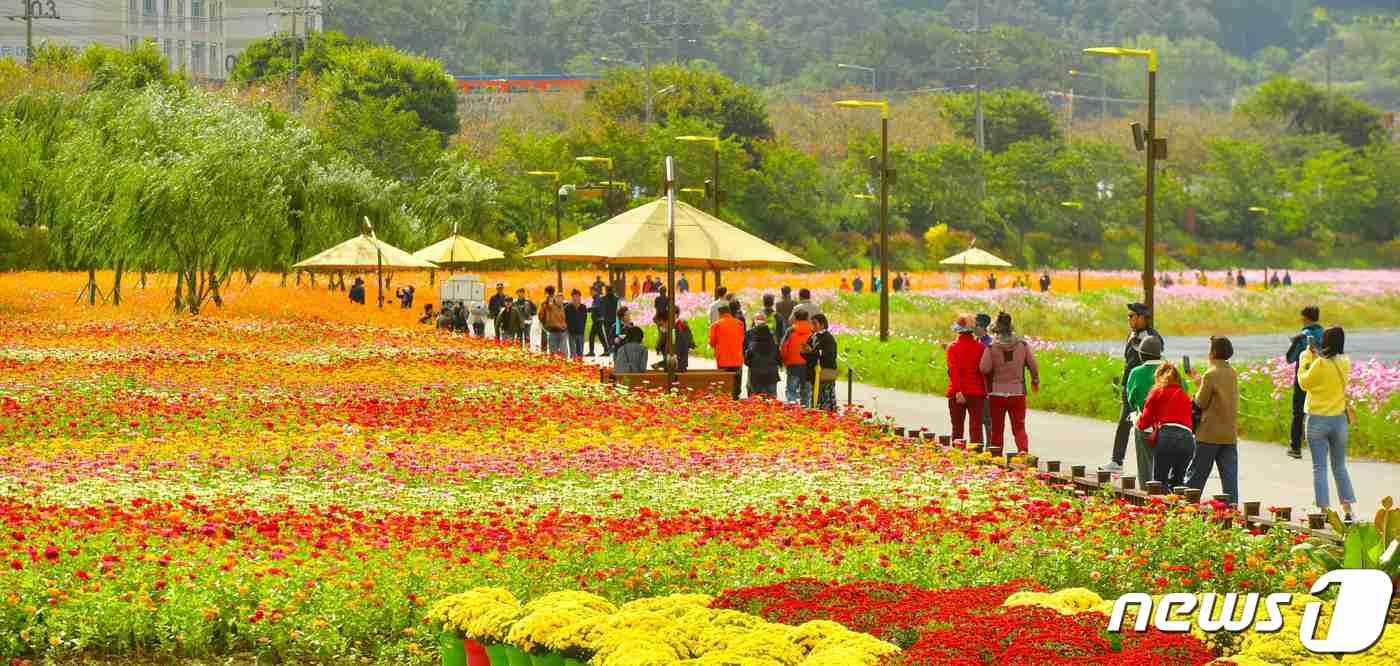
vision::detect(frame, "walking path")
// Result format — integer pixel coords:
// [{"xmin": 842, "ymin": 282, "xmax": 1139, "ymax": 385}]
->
[
  {"xmin": 1063, "ymin": 329, "xmax": 1400, "ymax": 363},
  {"xmin": 510, "ymin": 324, "xmax": 1396, "ymax": 516}
]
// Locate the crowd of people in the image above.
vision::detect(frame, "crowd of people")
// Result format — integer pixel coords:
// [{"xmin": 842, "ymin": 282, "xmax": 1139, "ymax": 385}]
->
[
  {"xmin": 1082, "ymin": 302, "xmax": 1355, "ymax": 517},
  {"xmin": 936, "ymin": 299, "xmax": 1357, "ymax": 516},
  {"xmin": 398, "ymin": 270, "xmax": 1356, "ymax": 515}
]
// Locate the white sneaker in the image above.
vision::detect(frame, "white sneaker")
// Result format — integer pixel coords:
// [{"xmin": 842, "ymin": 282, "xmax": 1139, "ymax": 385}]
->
[{"xmin": 1098, "ymin": 462, "xmax": 1123, "ymax": 473}]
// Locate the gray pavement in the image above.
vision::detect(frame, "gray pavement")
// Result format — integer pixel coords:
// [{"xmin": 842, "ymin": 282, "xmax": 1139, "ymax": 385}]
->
[
  {"xmin": 1063, "ymin": 329, "xmax": 1400, "ymax": 363},
  {"xmin": 512, "ymin": 323, "xmax": 1397, "ymax": 516}
]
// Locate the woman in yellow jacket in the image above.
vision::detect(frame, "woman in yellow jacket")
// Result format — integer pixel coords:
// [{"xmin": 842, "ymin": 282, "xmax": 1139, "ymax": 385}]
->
[{"xmin": 1296, "ymin": 326, "xmax": 1357, "ymax": 521}]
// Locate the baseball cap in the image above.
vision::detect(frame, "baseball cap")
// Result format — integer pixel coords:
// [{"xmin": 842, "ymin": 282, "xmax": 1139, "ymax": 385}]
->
[
  {"xmin": 1135, "ymin": 335, "xmax": 1163, "ymax": 357},
  {"xmin": 1127, "ymin": 302, "xmax": 1152, "ymax": 317}
]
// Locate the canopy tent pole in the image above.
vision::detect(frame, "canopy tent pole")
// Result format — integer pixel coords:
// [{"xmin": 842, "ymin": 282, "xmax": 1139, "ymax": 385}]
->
[{"xmin": 665, "ymin": 156, "xmax": 678, "ymax": 392}]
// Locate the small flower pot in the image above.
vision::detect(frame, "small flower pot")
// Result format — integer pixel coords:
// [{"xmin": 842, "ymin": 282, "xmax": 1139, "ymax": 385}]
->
[
  {"xmin": 532, "ymin": 653, "xmax": 566, "ymax": 666},
  {"xmin": 439, "ymin": 631, "xmax": 467, "ymax": 666},
  {"xmin": 465, "ymin": 640, "xmax": 491, "ymax": 666},
  {"xmin": 485, "ymin": 644, "xmax": 512, "ymax": 666}
]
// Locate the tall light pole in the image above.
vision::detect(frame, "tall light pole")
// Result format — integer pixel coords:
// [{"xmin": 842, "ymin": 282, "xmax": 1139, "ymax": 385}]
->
[
  {"xmin": 1068, "ymin": 69, "xmax": 1109, "ymax": 121},
  {"xmin": 1061, "ymin": 201, "xmax": 1085, "ymax": 293},
  {"xmin": 1086, "ymin": 46, "xmax": 1162, "ymax": 319},
  {"xmin": 834, "ymin": 99, "xmax": 892, "ymax": 341},
  {"xmin": 526, "ymin": 170, "xmax": 563, "ymax": 292},
  {"xmin": 598, "ymin": 56, "xmax": 675, "ymax": 125},
  {"xmin": 836, "ymin": 63, "xmax": 877, "ymax": 93}
]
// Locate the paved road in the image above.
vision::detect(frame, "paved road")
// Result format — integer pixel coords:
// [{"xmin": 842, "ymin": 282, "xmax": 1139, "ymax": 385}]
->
[
  {"xmin": 1063, "ymin": 329, "xmax": 1400, "ymax": 363},
  {"xmin": 508, "ymin": 324, "xmax": 1396, "ymax": 516}
]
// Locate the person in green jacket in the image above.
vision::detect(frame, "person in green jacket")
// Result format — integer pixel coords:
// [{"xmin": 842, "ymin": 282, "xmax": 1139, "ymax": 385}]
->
[{"xmin": 1124, "ymin": 336, "xmax": 1189, "ymax": 483}]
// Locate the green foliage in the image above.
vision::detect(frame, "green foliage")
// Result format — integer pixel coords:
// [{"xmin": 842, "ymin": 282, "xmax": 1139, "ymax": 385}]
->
[
  {"xmin": 318, "ymin": 41, "xmax": 461, "ymax": 139},
  {"xmin": 319, "ymin": 96, "xmax": 442, "ymax": 182},
  {"xmin": 234, "ymin": 30, "xmax": 460, "ymax": 140},
  {"xmin": 941, "ymin": 90, "xmax": 1058, "ymax": 154},
  {"xmin": 587, "ymin": 63, "xmax": 773, "ymax": 142},
  {"xmin": 79, "ymin": 41, "xmax": 182, "ymax": 91},
  {"xmin": 1239, "ymin": 77, "xmax": 1385, "ymax": 147},
  {"xmin": 228, "ymin": 31, "xmax": 354, "ymax": 83},
  {"xmin": 1296, "ymin": 496, "xmax": 1400, "ymax": 577}
]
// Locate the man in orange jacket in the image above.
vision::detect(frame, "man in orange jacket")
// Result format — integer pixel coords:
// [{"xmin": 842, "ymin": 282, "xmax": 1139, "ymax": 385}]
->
[
  {"xmin": 710, "ymin": 301, "xmax": 746, "ymax": 399},
  {"xmin": 779, "ymin": 310, "xmax": 814, "ymax": 407}
]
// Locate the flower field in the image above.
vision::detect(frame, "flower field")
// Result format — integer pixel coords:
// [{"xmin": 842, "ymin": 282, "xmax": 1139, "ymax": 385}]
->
[{"xmin": 0, "ymin": 273, "xmax": 1393, "ymax": 663}]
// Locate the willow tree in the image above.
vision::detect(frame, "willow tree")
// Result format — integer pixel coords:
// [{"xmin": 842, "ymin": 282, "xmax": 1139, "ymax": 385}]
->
[
  {"xmin": 409, "ymin": 154, "xmax": 498, "ymax": 244},
  {"xmin": 58, "ymin": 86, "xmax": 306, "ymax": 314}
]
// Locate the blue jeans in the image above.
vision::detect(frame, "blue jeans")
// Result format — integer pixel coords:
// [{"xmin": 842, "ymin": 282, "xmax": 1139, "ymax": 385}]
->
[
  {"xmin": 1186, "ymin": 442, "xmax": 1239, "ymax": 505},
  {"xmin": 568, "ymin": 333, "xmax": 585, "ymax": 358},
  {"xmin": 545, "ymin": 330, "xmax": 567, "ymax": 355},
  {"xmin": 1152, "ymin": 426, "xmax": 1195, "ymax": 489},
  {"xmin": 817, "ymin": 381, "xmax": 837, "ymax": 411},
  {"xmin": 785, "ymin": 366, "xmax": 811, "ymax": 407},
  {"xmin": 1306, "ymin": 414, "xmax": 1356, "ymax": 508}
]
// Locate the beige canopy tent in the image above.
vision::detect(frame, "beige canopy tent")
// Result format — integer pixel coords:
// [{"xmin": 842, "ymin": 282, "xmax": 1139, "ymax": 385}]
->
[
  {"xmin": 294, "ymin": 233, "xmax": 437, "ymax": 307},
  {"xmin": 413, "ymin": 234, "xmax": 505, "ymax": 284},
  {"xmin": 526, "ymin": 198, "xmax": 811, "ymax": 270},
  {"xmin": 939, "ymin": 246, "xmax": 1013, "ymax": 290},
  {"xmin": 413, "ymin": 235, "xmax": 505, "ymax": 266}
]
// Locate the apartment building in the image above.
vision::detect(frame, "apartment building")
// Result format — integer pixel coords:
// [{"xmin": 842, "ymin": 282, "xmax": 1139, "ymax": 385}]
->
[{"xmin": 0, "ymin": 1, "xmax": 312, "ymax": 79}]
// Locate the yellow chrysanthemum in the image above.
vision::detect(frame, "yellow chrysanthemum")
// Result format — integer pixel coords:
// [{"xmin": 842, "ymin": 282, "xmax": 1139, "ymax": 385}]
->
[
  {"xmin": 522, "ymin": 590, "xmax": 618, "ymax": 616},
  {"xmin": 591, "ymin": 638, "xmax": 685, "ymax": 666},
  {"xmin": 619, "ymin": 593, "xmax": 714, "ymax": 618},
  {"xmin": 425, "ymin": 588, "xmax": 521, "ymax": 642}
]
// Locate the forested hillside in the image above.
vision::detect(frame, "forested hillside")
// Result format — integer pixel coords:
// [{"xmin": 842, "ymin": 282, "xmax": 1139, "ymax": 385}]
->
[{"xmin": 327, "ymin": 1, "xmax": 1400, "ymax": 109}]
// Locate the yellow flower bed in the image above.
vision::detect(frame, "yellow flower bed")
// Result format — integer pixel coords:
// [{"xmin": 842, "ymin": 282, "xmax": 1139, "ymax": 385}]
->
[{"xmin": 429, "ymin": 588, "xmax": 899, "ymax": 665}]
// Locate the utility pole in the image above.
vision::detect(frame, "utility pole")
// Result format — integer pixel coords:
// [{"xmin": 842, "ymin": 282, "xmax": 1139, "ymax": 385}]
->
[
  {"xmin": 268, "ymin": 0, "xmax": 320, "ymax": 112},
  {"xmin": 972, "ymin": 0, "xmax": 986, "ymax": 152},
  {"xmin": 7, "ymin": 0, "xmax": 61, "ymax": 65}
]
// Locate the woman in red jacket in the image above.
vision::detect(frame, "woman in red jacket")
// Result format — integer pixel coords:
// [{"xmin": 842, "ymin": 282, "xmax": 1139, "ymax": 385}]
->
[
  {"xmin": 1135, "ymin": 362, "xmax": 1197, "ymax": 489},
  {"xmin": 946, "ymin": 314, "xmax": 988, "ymax": 444}
]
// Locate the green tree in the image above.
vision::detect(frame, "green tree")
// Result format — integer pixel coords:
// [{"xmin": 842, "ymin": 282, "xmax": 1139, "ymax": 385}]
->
[
  {"xmin": 317, "ymin": 42, "xmax": 462, "ymax": 140},
  {"xmin": 587, "ymin": 64, "xmax": 774, "ymax": 142},
  {"xmin": 1238, "ymin": 77, "xmax": 1384, "ymax": 148},
  {"xmin": 228, "ymin": 31, "xmax": 355, "ymax": 83},
  {"xmin": 319, "ymin": 96, "xmax": 443, "ymax": 183},
  {"xmin": 941, "ymin": 89, "xmax": 1058, "ymax": 153},
  {"xmin": 1194, "ymin": 138, "xmax": 1280, "ymax": 247}
]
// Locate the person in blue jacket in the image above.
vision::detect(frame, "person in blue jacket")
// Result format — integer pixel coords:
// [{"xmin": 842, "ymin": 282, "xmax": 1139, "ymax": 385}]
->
[{"xmin": 1285, "ymin": 305, "xmax": 1325, "ymax": 459}]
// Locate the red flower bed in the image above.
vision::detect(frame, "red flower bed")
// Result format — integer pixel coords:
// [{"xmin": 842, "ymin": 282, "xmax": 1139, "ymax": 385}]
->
[{"xmin": 711, "ymin": 578, "xmax": 1216, "ymax": 665}]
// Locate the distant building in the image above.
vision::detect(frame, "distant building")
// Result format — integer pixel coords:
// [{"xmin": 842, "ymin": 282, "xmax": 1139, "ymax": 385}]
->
[
  {"xmin": 454, "ymin": 74, "xmax": 601, "ymax": 95},
  {"xmin": 0, "ymin": 1, "xmax": 315, "ymax": 80}
]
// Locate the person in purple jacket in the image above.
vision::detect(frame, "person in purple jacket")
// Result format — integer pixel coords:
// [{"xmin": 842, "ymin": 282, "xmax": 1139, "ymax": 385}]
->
[{"xmin": 979, "ymin": 312, "xmax": 1040, "ymax": 454}]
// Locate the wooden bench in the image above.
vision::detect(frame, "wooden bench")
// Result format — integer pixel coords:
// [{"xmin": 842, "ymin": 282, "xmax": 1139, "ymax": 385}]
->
[{"xmin": 599, "ymin": 367, "xmax": 737, "ymax": 398}]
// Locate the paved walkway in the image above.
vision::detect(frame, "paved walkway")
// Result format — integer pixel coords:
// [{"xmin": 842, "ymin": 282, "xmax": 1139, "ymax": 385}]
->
[
  {"xmin": 509, "ymin": 325, "xmax": 1396, "ymax": 515},
  {"xmin": 1064, "ymin": 329, "xmax": 1400, "ymax": 363}
]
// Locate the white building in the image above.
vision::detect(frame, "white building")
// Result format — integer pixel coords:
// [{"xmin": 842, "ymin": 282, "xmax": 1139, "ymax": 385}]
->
[{"xmin": 0, "ymin": 1, "xmax": 316, "ymax": 80}]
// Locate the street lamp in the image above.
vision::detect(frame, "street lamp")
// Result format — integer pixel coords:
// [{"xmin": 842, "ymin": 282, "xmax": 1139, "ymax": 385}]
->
[
  {"xmin": 1085, "ymin": 46, "xmax": 1163, "ymax": 320},
  {"xmin": 676, "ymin": 135, "xmax": 721, "ymax": 218},
  {"xmin": 575, "ymin": 156, "xmax": 617, "ymax": 215},
  {"xmin": 527, "ymin": 170, "xmax": 564, "ymax": 292},
  {"xmin": 1060, "ymin": 201, "xmax": 1085, "ymax": 293},
  {"xmin": 1068, "ymin": 69, "xmax": 1109, "ymax": 121},
  {"xmin": 836, "ymin": 63, "xmax": 877, "ymax": 93},
  {"xmin": 834, "ymin": 99, "xmax": 892, "ymax": 342}
]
